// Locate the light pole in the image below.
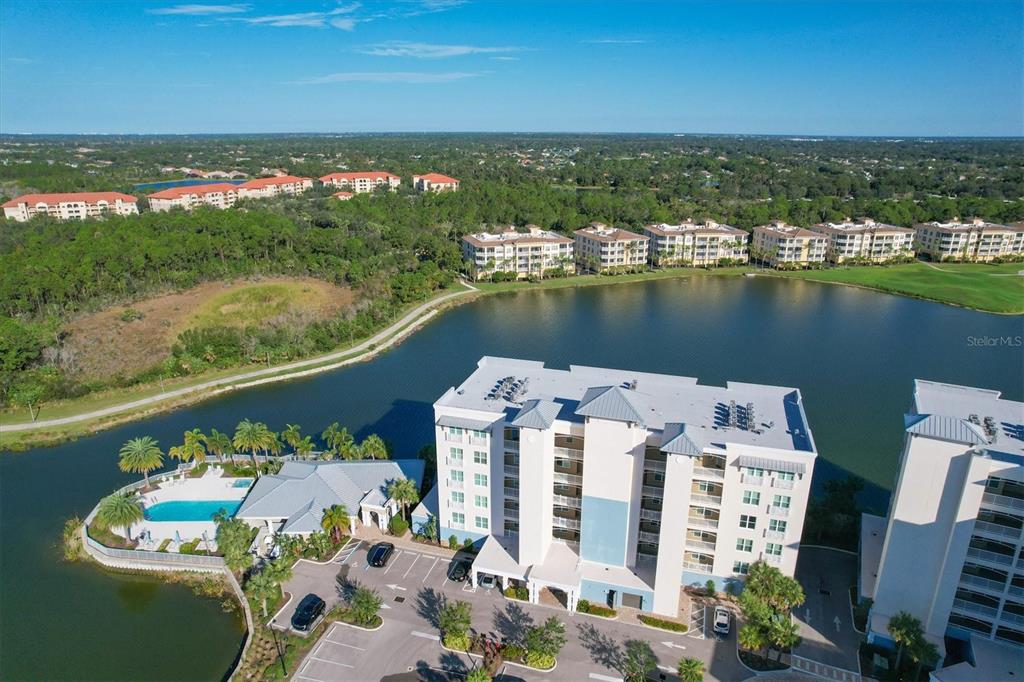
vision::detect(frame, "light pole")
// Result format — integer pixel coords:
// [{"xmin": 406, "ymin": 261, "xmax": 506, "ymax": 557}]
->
[{"xmin": 271, "ymin": 626, "xmax": 287, "ymax": 676}]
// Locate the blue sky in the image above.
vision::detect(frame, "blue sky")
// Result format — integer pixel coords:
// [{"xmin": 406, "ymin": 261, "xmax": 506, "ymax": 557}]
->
[{"xmin": 1, "ymin": 1, "xmax": 1021, "ymax": 136}]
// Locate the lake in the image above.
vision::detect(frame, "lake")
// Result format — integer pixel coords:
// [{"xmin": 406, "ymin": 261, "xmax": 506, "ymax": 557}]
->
[
  {"xmin": 133, "ymin": 178, "xmax": 246, "ymax": 191},
  {"xmin": 1, "ymin": 276, "xmax": 1021, "ymax": 680}
]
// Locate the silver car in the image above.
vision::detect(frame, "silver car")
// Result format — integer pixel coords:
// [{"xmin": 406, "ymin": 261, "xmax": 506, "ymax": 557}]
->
[{"xmin": 713, "ymin": 606, "xmax": 731, "ymax": 636}]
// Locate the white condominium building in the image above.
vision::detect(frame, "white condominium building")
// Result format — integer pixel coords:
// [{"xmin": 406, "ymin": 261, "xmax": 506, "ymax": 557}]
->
[
  {"xmin": 148, "ymin": 183, "xmax": 240, "ymax": 212},
  {"xmin": 913, "ymin": 218, "xmax": 1024, "ymax": 262},
  {"xmin": 236, "ymin": 175, "xmax": 313, "ymax": 199},
  {"xmin": 413, "ymin": 173, "xmax": 460, "ymax": 192},
  {"xmin": 643, "ymin": 221, "xmax": 749, "ymax": 267},
  {"xmin": 462, "ymin": 226, "xmax": 574, "ymax": 280},
  {"xmin": 751, "ymin": 221, "xmax": 828, "ymax": 268},
  {"xmin": 808, "ymin": 218, "xmax": 916, "ymax": 264},
  {"xmin": 433, "ymin": 357, "xmax": 817, "ymax": 617},
  {"xmin": 319, "ymin": 171, "xmax": 401, "ymax": 193},
  {"xmin": 2, "ymin": 192, "xmax": 139, "ymax": 222},
  {"xmin": 574, "ymin": 223, "xmax": 650, "ymax": 272},
  {"xmin": 862, "ymin": 380, "xmax": 1024, "ymax": 657}
]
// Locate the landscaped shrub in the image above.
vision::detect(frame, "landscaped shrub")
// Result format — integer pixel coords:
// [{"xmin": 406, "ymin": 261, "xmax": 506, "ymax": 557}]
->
[
  {"xmin": 178, "ymin": 539, "xmax": 204, "ymax": 555},
  {"xmin": 577, "ymin": 599, "xmax": 616, "ymax": 618},
  {"xmin": 388, "ymin": 515, "xmax": 409, "ymax": 536},
  {"xmin": 638, "ymin": 614, "xmax": 688, "ymax": 632},
  {"xmin": 504, "ymin": 586, "xmax": 529, "ymax": 601},
  {"xmin": 524, "ymin": 651, "xmax": 555, "ymax": 670},
  {"xmin": 501, "ymin": 643, "xmax": 525, "ymax": 661},
  {"xmin": 449, "ymin": 535, "xmax": 459, "ymax": 550},
  {"xmin": 157, "ymin": 538, "xmax": 171, "ymax": 552},
  {"xmin": 443, "ymin": 633, "xmax": 470, "ymax": 651}
]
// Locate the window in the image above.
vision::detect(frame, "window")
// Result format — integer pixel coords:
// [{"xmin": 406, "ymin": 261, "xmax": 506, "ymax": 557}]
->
[
  {"xmin": 473, "ymin": 451, "xmax": 488, "ymax": 465},
  {"xmin": 745, "ymin": 467, "xmax": 765, "ymax": 477},
  {"xmin": 449, "ymin": 447, "xmax": 464, "ymax": 464},
  {"xmin": 766, "ymin": 543, "xmax": 782, "ymax": 556},
  {"xmin": 450, "ymin": 470, "xmax": 464, "ymax": 482},
  {"xmin": 733, "ymin": 561, "xmax": 750, "ymax": 575},
  {"xmin": 449, "ymin": 427, "xmax": 464, "ymax": 437},
  {"xmin": 777, "ymin": 471, "xmax": 795, "ymax": 481},
  {"xmin": 472, "ymin": 429, "xmax": 487, "ymax": 440},
  {"xmin": 474, "ymin": 473, "xmax": 488, "ymax": 487},
  {"xmin": 739, "ymin": 515, "xmax": 757, "ymax": 529},
  {"xmin": 769, "ymin": 519, "xmax": 787, "ymax": 533},
  {"xmin": 475, "ymin": 516, "xmax": 489, "ymax": 530},
  {"xmin": 555, "ymin": 457, "xmax": 571, "ymax": 468},
  {"xmin": 652, "ymin": 472, "xmax": 665, "ymax": 482},
  {"xmin": 742, "ymin": 491, "xmax": 761, "ymax": 506},
  {"xmin": 451, "ymin": 491, "xmax": 464, "ymax": 504},
  {"xmin": 696, "ymin": 480, "xmax": 715, "ymax": 493},
  {"xmin": 475, "ymin": 495, "xmax": 488, "ymax": 509},
  {"xmin": 736, "ymin": 539, "xmax": 753, "ymax": 552},
  {"xmin": 773, "ymin": 495, "xmax": 791, "ymax": 509},
  {"xmin": 452, "ymin": 512, "xmax": 465, "ymax": 525}
]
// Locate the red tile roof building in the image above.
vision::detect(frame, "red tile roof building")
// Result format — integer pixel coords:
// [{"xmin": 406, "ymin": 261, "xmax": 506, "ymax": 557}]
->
[
  {"xmin": 752, "ymin": 221, "xmax": 828, "ymax": 268},
  {"xmin": 2, "ymin": 192, "xmax": 139, "ymax": 222},
  {"xmin": 148, "ymin": 183, "xmax": 241, "ymax": 212},
  {"xmin": 913, "ymin": 217, "xmax": 1024, "ymax": 262},
  {"xmin": 643, "ymin": 220, "xmax": 749, "ymax": 267},
  {"xmin": 808, "ymin": 218, "xmax": 915, "ymax": 264},
  {"xmin": 320, "ymin": 171, "xmax": 400, "ymax": 193},
  {"xmin": 461, "ymin": 225, "xmax": 574, "ymax": 280},
  {"xmin": 413, "ymin": 173, "xmax": 460, "ymax": 192},
  {"xmin": 574, "ymin": 222, "xmax": 649, "ymax": 272},
  {"xmin": 236, "ymin": 175, "xmax": 313, "ymax": 199}
]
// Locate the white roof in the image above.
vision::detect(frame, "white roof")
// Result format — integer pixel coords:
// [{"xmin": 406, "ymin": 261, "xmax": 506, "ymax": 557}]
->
[
  {"xmin": 912, "ymin": 380, "xmax": 1024, "ymax": 458},
  {"xmin": 931, "ymin": 634, "xmax": 1024, "ymax": 681},
  {"xmin": 474, "ymin": 535, "xmax": 527, "ymax": 580},
  {"xmin": 527, "ymin": 542, "xmax": 582, "ymax": 589}
]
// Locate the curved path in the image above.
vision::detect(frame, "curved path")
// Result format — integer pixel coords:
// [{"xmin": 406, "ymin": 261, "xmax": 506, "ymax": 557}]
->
[{"xmin": 2, "ymin": 284, "xmax": 477, "ymax": 434}]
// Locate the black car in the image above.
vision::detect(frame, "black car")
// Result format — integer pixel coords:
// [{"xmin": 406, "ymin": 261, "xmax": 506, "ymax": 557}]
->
[
  {"xmin": 291, "ymin": 593, "xmax": 326, "ymax": 632},
  {"xmin": 447, "ymin": 558, "xmax": 472, "ymax": 582},
  {"xmin": 368, "ymin": 542, "xmax": 395, "ymax": 567}
]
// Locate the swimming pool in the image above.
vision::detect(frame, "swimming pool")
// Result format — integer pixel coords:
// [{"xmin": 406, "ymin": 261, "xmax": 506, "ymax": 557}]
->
[
  {"xmin": 231, "ymin": 479, "xmax": 254, "ymax": 488},
  {"xmin": 144, "ymin": 500, "xmax": 242, "ymax": 522}
]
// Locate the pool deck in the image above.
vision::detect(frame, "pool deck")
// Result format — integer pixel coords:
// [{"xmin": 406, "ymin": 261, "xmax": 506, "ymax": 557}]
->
[{"xmin": 126, "ymin": 467, "xmax": 253, "ymax": 549}]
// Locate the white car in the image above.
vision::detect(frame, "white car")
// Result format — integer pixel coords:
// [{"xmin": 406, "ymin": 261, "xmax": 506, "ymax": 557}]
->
[
  {"xmin": 479, "ymin": 574, "xmax": 496, "ymax": 590},
  {"xmin": 713, "ymin": 606, "xmax": 731, "ymax": 636}
]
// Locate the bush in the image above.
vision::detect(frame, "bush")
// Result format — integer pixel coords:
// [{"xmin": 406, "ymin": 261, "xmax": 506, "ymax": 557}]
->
[
  {"xmin": 706, "ymin": 579, "xmax": 716, "ymax": 598},
  {"xmin": 638, "ymin": 614, "xmax": 688, "ymax": 632},
  {"xmin": 504, "ymin": 586, "xmax": 529, "ymax": 601},
  {"xmin": 388, "ymin": 515, "xmax": 409, "ymax": 536},
  {"xmin": 157, "ymin": 538, "xmax": 171, "ymax": 552},
  {"xmin": 524, "ymin": 651, "xmax": 555, "ymax": 670},
  {"xmin": 462, "ymin": 538, "xmax": 474, "ymax": 550},
  {"xmin": 577, "ymin": 600, "xmax": 616, "ymax": 618},
  {"xmin": 120, "ymin": 307, "xmax": 145, "ymax": 322},
  {"xmin": 449, "ymin": 535, "xmax": 459, "ymax": 550},
  {"xmin": 443, "ymin": 633, "xmax": 470, "ymax": 651},
  {"xmin": 501, "ymin": 643, "xmax": 525, "ymax": 661}
]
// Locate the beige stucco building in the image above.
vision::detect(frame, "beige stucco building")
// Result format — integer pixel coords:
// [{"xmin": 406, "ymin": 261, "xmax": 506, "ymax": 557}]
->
[
  {"xmin": 462, "ymin": 226, "xmax": 574, "ymax": 280},
  {"xmin": 2, "ymin": 192, "xmax": 139, "ymax": 222},
  {"xmin": 148, "ymin": 183, "xmax": 240, "ymax": 212},
  {"xmin": 644, "ymin": 221, "xmax": 749, "ymax": 267},
  {"xmin": 574, "ymin": 223, "xmax": 649, "ymax": 272},
  {"xmin": 236, "ymin": 175, "xmax": 313, "ymax": 199},
  {"xmin": 319, "ymin": 171, "xmax": 400, "ymax": 193},
  {"xmin": 413, "ymin": 173, "xmax": 460, "ymax": 192},
  {"xmin": 808, "ymin": 218, "xmax": 916, "ymax": 264},
  {"xmin": 751, "ymin": 221, "xmax": 828, "ymax": 268},
  {"xmin": 914, "ymin": 218, "xmax": 1024, "ymax": 262}
]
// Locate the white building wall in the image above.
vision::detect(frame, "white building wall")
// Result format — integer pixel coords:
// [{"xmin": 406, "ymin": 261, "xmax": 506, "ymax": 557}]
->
[
  {"xmin": 654, "ymin": 453, "xmax": 694, "ymax": 613},
  {"xmin": 517, "ymin": 426, "xmax": 555, "ymax": 565}
]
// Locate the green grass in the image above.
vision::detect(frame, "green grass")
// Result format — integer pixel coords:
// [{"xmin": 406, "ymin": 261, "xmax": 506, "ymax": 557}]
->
[
  {"xmin": 185, "ymin": 282, "xmax": 318, "ymax": 330},
  {"xmin": 766, "ymin": 261, "xmax": 1024, "ymax": 314},
  {"xmin": 472, "ymin": 266, "xmax": 748, "ymax": 293}
]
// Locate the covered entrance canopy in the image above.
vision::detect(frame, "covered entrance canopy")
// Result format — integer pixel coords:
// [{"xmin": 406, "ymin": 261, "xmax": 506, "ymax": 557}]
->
[
  {"xmin": 471, "ymin": 535, "xmax": 527, "ymax": 591},
  {"xmin": 526, "ymin": 542, "xmax": 583, "ymax": 612}
]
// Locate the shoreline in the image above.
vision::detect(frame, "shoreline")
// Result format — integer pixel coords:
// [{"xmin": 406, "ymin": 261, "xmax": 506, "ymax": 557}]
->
[{"xmin": 2, "ymin": 263, "xmax": 1020, "ymax": 449}]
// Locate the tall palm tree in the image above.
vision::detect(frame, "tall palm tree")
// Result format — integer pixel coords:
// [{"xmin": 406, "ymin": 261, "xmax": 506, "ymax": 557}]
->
[
  {"xmin": 203, "ymin": 428, "xmax": 233, "ymax": 463},
  {"xmin": 888, "ymin": 611, "xmax": 923, "ymax": 672},
  {"xmin": 182, "ymin": 428, "xmax": 207, "ymax": 464},
  {"xmin": 677, "ymin": 657, "xmax": 705, "ymax": 682},
  {"xmin": 359, "ymin": 434, "xmax": 388, "ymax": 460},
  {"xmin": 282, "ymin": 424, "xmax": 302, "ymax": 451},
  {"xmin": 321, "ymin": 504, "xmax": 350, "ymax": 542},
  {"xmin": 245, "ymin": 571, "xmax": 278, "ymax": 617},
  {"xmin": 768, "ymin": 616, "xmax": 801, "ymax": 661},
  {"xmin": 233, "ymin": 419, "xmax": 267, "ymax": 476},
  {"xmin": 294, "ymin": 436, "xmax": 315, "ymax": 460},
  {"xmin": 118, "ymin": 436, "xmax": 164, "ymax": 488},
  {"xmin": 95, "ymin": 493, "xmax": 144, "ymax": 541},
  {"xmin": 738, "ymin": 624, "xmax": 768, "ymax": 665},
  {"xmin": 387, "ymin": 478, "xmax": 420, "ymax": 521},
  {"xmin": 263, "ymin": 557, "xmax": 293, "ymax": 587},
  {"xmin": 909, "ymin": 635, "xmax": 939, "ymax": 680}
]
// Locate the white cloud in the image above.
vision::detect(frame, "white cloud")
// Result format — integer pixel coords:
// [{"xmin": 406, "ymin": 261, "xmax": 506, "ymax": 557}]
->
[
  {"xmin": 359, "ymin": 41, "xmax": 519, "ymax": 59},
  {"xmin": 490, "ymin": 56, "xmax": 519, "ymax": 61},
  {"xmin": 580, "ymin": 38, "xmax": 648, "ymax": 44},
  {"xmin": 149, "ymin": 4, "xmax": 250, "ymax": 15},
  {"xmin": 294, "ymin": 71, "xmax": 477, "ymax": 84},
  {"xmin": 6, "ymin": 57, "xmax": 37, "ymax": 64},
  {"xmin": 236, "ymin": 3, "xmax": 360, "ymax": 29}
]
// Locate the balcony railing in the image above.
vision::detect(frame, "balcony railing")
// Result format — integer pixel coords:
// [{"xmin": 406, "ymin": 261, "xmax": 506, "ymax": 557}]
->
[
  {"xmin": 983, "ymin": 492, "xmax": 1024, "ymax": 512},
  {"xmin": 445, "ymin": 457, "xmax": 464, "ymax": 467},
  {"xmin": 552, "ymin": 494, "xmax": 582, "ymax": 508},
  {"xmin": 1001, "ymin": 612, "xmax": 1024, "ymax": 626},
  {"xmin": 694, "ymin": 466, "xmax": 725, "ymax": 480},
  {"xmin": 684, "ymin": 562, "xmax": 713, "ymax": 574},
  {"xmin": 742, "ymin": 474, "xmax": 764, "ymax": 486},
  {"xmin": 449, "ymin": 479, "xmax": 464, "ymax": 490},
  {"xmin": 553, "ymin": 447, "xmax": 584, "ymax": 461},
  {"xmin": 772, "ymin": 478, "xmax": 795, "ymax": 490},
  {"xmin": 641, "ymin": 485, "xmax": 664, "ymax": 497},
  {"xmin": 503, "ymin": 487, "xmax": 519, "ymax": 499},
  {"xmin": 686, "ymin": 539, "xmax": 717, "ymax": 552},
  {"xmin": 553, "ymin": 471, "xmax": 583, "ymax": 485},
  {"xmin": 450, "ymin": 522, "xmax": 465, "ymax": 530},
  {"xmin": 469, "ymin": 436, "xmax": 488, "ymax": 446},
  {"xmin": 552, "ymin": 517, "xmax": 581, "ymax": 530},
  {"xmin": 450, "ymin": 501, "xmax": 465, "ymax": 511},
  {"xmin": 504, "ymin": 508, "xmax": 519, "ymax": 520},
  {"xmin": 687, "ymin": 517, "xmax": 719, "ymax": 530},
  {"xmin": 503, "ymin": 465, "xmax": 519, "ymax": 476},
  {"xmin": 644, "ymin": 459, "xmax": 667, "ymax": 472},
  {"xmin": 966, "ymin": 547, "xmax": 1013, "ymax": 566},
  {"xmin": 638, "ymin": 531, "xmax": 661, "ymax": 543},
  {"xmin": 952, "ymin": 598, "xmax": 999, "ymax": 619},
  {"xmin": 763, "ymin": 553, "xmax": 783, "ymax": 565},
  {"xmin": 1009, "ymin": 585, "xmax": 1024, "ymax": 598},
  {"xmin": 974, "ymin": 520, "xmax": 1022, "ymax": 540},
  {"xmin": 765, "ymin": 530, "xmax": 786, "ymax": 541},
  {"xmin": 769, "ymin": 506, "xmax": 790, "ymax": 518},
  {"xmin": 691, "ymin": 493, "xmax": 723, "ymax": 506},
  {"xmin": 640, "ymin": 509, "xmax": 662, "ymax": 521}
]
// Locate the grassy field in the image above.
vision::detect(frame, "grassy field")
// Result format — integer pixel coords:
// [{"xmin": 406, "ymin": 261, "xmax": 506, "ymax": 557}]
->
[{"xmin": 766, "ymin": 261, "xmax": 1024, "ymax": 314}]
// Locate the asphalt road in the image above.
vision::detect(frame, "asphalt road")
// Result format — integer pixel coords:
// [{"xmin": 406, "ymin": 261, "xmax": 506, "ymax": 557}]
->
[{"xmin": 793, "ymin": 546, "xmax": 863, "ymax": 676}]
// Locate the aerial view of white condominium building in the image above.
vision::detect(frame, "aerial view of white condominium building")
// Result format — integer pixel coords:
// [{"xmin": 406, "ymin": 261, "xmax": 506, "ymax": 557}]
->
[
  {"xmin": 461, "ymin": 226, "xmax": 574, "ymax": 280},
  {"xmin": 2, "ymin": 192, "xmax": 139, "ymax": 222},
  {"xmin": 643, "ymin": 220, "xmax": 750, "ymax": 266},
  {"xmin": 432, "ymin": 357, "xmax": 817, "ymax": 617},
  {"xmin": 751, "ymin": 221, "xmax": 828, "ymax": 268},
  {"xmin": 319, "ymin": 171, "xmax": 401, "ymax": 193},
  {"xmin": 574, "ymin": 223, "xmax": 650, "ymax": 272},
  {"xmin": 413, "ymin": 173, "xmax": 460, "ymax": 192},
  {"xmin": 913, "ymin": 218, "xmax": 1024, "ymax": 262},
  {"xmin": 147, "ymin": 183, "xmax": 240, "ymax": 212},
  {"xmin": 808, "ymin": 218, "xmax": 916, "ymax": 263},
  {"xmin": 862, "ymin": 380, "xmax": 1024, "ymax": 658},
  {"xmin": 236, "ymin": 175, "xmax": 313, "ymax": 199}
]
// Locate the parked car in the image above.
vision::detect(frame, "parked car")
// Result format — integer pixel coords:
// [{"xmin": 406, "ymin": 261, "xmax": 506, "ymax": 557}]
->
[
  {"xmin": 478, "ymin": 574, "xmax": 496, "ymax": 590},
  {"xmin": 368, "ymin": 542, "xmax": 395, "ymax": 567},
  {"xmin": 713, "ymin": 606, "xmax": 731, "ymax": 636},
  {"xmin": 291, "ymin": 593, "xmax": 326, "ymax": 632},
  {"xmin": 447, "ymin": 559, "xmax": 472, "ymax": 582}
]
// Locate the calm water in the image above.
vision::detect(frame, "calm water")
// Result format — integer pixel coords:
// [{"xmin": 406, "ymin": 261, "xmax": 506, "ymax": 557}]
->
[
  {"xmin": 1, "ymin": 277, "xmax": 1021, "ymax": 680},
  {"xmin": 132, "ymin": 178, "xmax": 245, "ymax": 191}
]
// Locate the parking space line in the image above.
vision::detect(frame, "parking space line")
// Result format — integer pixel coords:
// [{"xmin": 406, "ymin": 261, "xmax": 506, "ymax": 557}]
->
[
  {"xmin": 323, "ymin": 637, "xmax": 366, "ymax": 651},
  {"xmin": 589, "ymin": 674, "xmax": 623, "ymax": 682},
  {"xmin": 402, "ymin": 553, "xmax": 421, "ymax": 578},
  {"xmin": 293, "ymin": 674, "xmax": 322, "ymax": 682},
  {"xmin": 382, "ymin": 550, "xmax": 404, "ymax": 575},
  {"xmin": 411, "ymin": 630, "xmax": 440, "ymax": 641},
  {"xmin": 309, "ymin": 655, "xmax": 354, "ymax": 669},
  {"xmin": 421, "ymin": 557, "xmax": 439, "ymax": 583}
]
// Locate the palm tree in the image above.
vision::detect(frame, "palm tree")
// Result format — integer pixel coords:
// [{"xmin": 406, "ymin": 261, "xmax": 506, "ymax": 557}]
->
[
  {"xmin": 321, "ymin": 504, "xmax": 350, "ymax": 542},
  {"xmin": 118, "ymin": 436, "xmax": 164, "ymax": 488},
  {"xmin": 908, "ymin": 634, "xmax": 939, "ymax": 680},
  {"xmin": 888, "ymin": 611, "xmax": 923, "ymax": 672},
  {"xmin": 95, "ymin": 493, "xmax": 144, "ymax": 541},
  {"xmin": 738, "ymin": 624, "xmax": 768, "ymax": 665},
  {"xmin": 359, "ymin": 434, "xmax": 388, "ymax": 460},
  {"xmin": 677, "ymin": 657, "xmax": 705, "ymax": 682},
  {"xmin": 322, "ymin": 422, "xmax": 354, "ymax": 459},
  {"xmin": 768, "ymin": 616, "xmax": 801, "ymax": 661},
  {"xmin": 245, "ymin": 570, "xmax": 278, "ymax": 617},
  {"xmin": 182, "ymin": 428, "xmax": 206, "ymax": 464},
  {"xmin": 202, "ymin": 428, "xmax": 233, "ymax": 463},
  {"xmin": 263, "ymin": 557, "xmax": 293, "ymax": 587},
  {"xmin": 294, "ymin": 436, "xmax": 315, "ymax": 460},
  {"xmin": 282, "ymin": 424, "xmax": 302, "ymax": 451},
  {"xmin": 387, "ymin": 478, "xmax": 420, "ymax": 521},
  {"xmin": 233, "ymin": 419, "xmax": 264, "ymax": 473}
]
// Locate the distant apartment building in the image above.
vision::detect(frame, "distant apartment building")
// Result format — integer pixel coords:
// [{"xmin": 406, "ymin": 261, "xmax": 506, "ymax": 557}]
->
[
  {"xmin": 236, "ymin": 175, "xmax": 313, "ymax": 199},
  {"xmin": 462, "ymin": 226, "xmax": 574, "ymax": 280},
  {"xmin": 148, "ymin": 183, "xmax": 240, "ymax": 212},
  {"xmin": 319, "ymin": 171, "xmax": 400, "ymax": 193},
  {"xmin": 643, "ymin": 221, "xmax": 749, "ymax": 267},
  {"xmin": 433, "ymin": 357, "xmax": 817, "ymax": 617},
  {"xmin": 751, "ymin": 221, "xmax": 828, "ymax": 268},
  {"xmin": 913, "ymin": 218, "xmax": 1024, "ymax": 262},
  {"xmin": 808, "ymin": 218, "xmax": 916, "ymax": 264},
  {"xmin": 2, "ymin": 192, "xmax": 139, "ymax": 222},
  {"xmin": 413, "ymin": 173, "xmax": 460, "ymax": 192},
  {"xmin": 862, "ymin": 380, "xmax": 1024, "ymax": 658},
  {"xmin": 574, "ymin": 223, "xmax": 650, "ymax": 272}
]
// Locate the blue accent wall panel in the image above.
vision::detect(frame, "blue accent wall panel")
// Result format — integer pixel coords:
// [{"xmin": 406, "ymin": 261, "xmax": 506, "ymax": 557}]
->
[
  {"xmin": 580, "ymin": 579, "xmax": 654, "ymax": 612},
  {"xmin": 580, "ymin": 495, "xmax": 629, "ymax": 565},
  {"xmin": 439, "ymin": 526, "xmax": 487, "ymax": 547}
]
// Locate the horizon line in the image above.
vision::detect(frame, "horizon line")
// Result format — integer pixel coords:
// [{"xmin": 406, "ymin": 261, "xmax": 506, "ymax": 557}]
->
[{"xmin": 2, "ymin": 131, "xmax": 1023, "ymax": 140}]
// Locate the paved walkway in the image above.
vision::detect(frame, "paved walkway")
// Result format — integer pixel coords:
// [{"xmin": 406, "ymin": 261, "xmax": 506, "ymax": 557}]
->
[
  {"xmin": 791, "ymin": 655, "xmax": 863, "ymax": 682},
  {"xmin": 793, "ymin": 547, "xmax": 863, "ymax": 679},
  {"xmin": 3, "ymin": 284, "xmax": 475, "ymax": 433}
]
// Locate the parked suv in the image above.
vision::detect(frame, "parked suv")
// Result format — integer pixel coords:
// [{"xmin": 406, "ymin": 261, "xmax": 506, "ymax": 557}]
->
[
  {"xmin": 713, "ymin": 606, "xmax": 731, "ymax": 637},
  {"xmin": 447, "ymin": 558, "xmax": 472, "ymax": 582},
  {"xmin": 368, "ymin": 542, "xmax": 395, "ymax": 567},
  {"xmin": 291, "ymin": 594, "xmax": 326, "ymax": 632}
]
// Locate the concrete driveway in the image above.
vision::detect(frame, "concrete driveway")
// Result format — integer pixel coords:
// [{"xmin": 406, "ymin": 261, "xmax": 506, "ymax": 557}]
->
[
  {"xmin": 793, "ymin": 546, "xmax": 863, "ymax": 678},
  {"xmin": 270, "ymin": 538, "xmax": 363, "ymax": 632}
]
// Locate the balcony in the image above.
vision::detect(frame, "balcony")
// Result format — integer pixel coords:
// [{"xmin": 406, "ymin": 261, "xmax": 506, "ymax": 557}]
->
[
  {"xmin": 684, "ymin": 562, "xmax": 713, "ymax": 574},
  {"xmin": 983, "ymin": 492, "xmax": 1024, "ymax": 512},
  {"xmin": 1009, "ymin": 585, "xmax": 1024, "ymax": 599},
  {"xmin": 769, "ymin": 506, "xmax": 790, "ymax": 518},
  {"xmin": 765, "ymin": 530, "xmax": 786, "ymax": 541},
  {"xmin": 638, "ymin": 530, "xmax": 661, "ymax": 543},
  {"xmin": 687, "ymin": 517, "xmax": 719, "ymax": 530},
  {"xmin": 694, "ymin": 466, "xmax": 725, "ymax": 480},
  {"xmin": 554, "ymin": 471, "xmax": 583, "ymax": 485},
  {"xmin": 644, "ymin": 459, "xmax": 667, "ymax": 472},
  {"xmin": 450, "ymin": 501, "xmax": 465, "ymax": 512},
  {"xmin": 504, "ymin": 440, "xmax": 520, "ymax": 452},
  {"xmin": 742, "ymin": 474, "xmax": 764, "ymax": 486},
  {"xmin": 966, "ymin": 547, "xmax": 1014, "ymax": 566},
  {"xmin": 450, "ymin": 522, "xmax": 465, "ymax": 530},
  {"xmin": 552, "ymin": 517, "xmax": 581, "ymax": 530},
  {"xmin": 974, "ymin": 520, "xmax": 1023, "ymax": 541},
  {"xmin": 1001, "ymin": 612, "xmax": 1024, "ymax": 627},
  {"xmin": 503, "ymin": 487, "xmax": 519, "ymax": 499},
  {"xmin": 686, "ymin": 539, "xmax": 717, "ymax": 553},
  {"xmin": 445, "ymin": 457, "xmax": 464, "ymax": 467},
  {"xmin": 554, "ymin": 447, "xmax": 584, "ymax": 461},
  {"xmin": 503, "ymin": 465, "xmax": 519, "ymax": 476},
  {"xmin": 552, "ymin": 494, "xmax": 582, "ymax": 508},
  {"xmin": 953, "ymin": 598, "xmax": 999, "ymax": 619},
  {"xmin": 504, "ymin": 508, "xmax": 519, "ymax": 520},
  {"xmin": 772, "ymin": 478, "xmax": 795, "ymax": 490},
  {"xmin": 469, "ymin": 436, "xmax": 488, "ymax": 446},
  {"xmin": 642, "ymin": 485, "xmax": 664, "ymax": 498},
  {"xmin": 640, "ymin": 509, "xmax": 662, "ymax": 522},
  {"xmin": 449, "ymin": 479, "xmax": 464, "ymax": 490},
  {"xmin": 691, "ymin": 493, "xmax": 723, "ymax": 507}
]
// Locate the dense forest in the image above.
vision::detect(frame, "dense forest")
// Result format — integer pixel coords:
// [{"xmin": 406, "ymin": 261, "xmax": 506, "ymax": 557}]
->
[{"xmin": 2, "ymin": 134, "xmax": 1022, "ymax": 411}]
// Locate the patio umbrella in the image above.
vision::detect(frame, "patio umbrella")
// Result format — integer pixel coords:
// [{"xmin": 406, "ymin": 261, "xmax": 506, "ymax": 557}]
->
[
  {"xmin": 202, "ymin": 531, "xmax": 210, "ymax": 552},
  {"xmin": 175, "ymin": 530, "xmax": 182, "ymax": 547}
]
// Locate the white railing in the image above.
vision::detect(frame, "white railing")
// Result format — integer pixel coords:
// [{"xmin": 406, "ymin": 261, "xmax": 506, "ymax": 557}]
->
[
  {"xmin": 974, "ymin": 520, "xmax": 1022, "ymax": 540},
  {"xmin": 952, "ymin": 598, "xmax": 999, "ymax": 618},
  {"xmin": 764, "ymin": 530, "xmax": 786, "ymax": 541},
  {"xmin": 638, "ymin": 531, "xmax": 660, "ymax": 543},
  {"xmin": 450, "ymin": 522, "xmax": 465, "ymax": 530},
  {"xmin": 772, "ymin": 478, "xmax": 795, "ymax": 490},
  {"xmin": 449, "ymin": 479, "xmax": 464, "ymax": 490},
  {"xmin": 684, "ymin": 562, "xmax": 713, "ymax": 574},
  {"xmin": 553, "ymin": 447, "xmax": 583, "ymax": 461},
  {"xmin": 504, "ymin": 465, "xmax": 519, "ymax": 476},
  {"xmin": 469, "ymin": 436, "xmax": 488, "ymax": 446},
  {"xmin": 552, "ymin": 517, "xmax": 581, "ymax": 530},
  {"xmin": 445, "ymin": 457, "xmax": 464, "ymax": 467},
  {"xmin": 644, "ymin": 459, "xmax": 666, "ymax": 472},
  {"xmin": 450, "ymin": 501, "xmax": 465, "ymax": 511},
  {"xmin": 1001, "ymin": 612, "xmax": 1024, "ymax": 626},
  {"xmin": 960, "ymin": 573, "xmax": 1006, "ymax": 593},
  {"xmin": 741, "ymin": 474, "xmax": 764, "ymax": 486},
  {"xmin": 1009, "ymin": 585, "xmax": 1024, "ymax": 598},
  {"xmin": 769, "ymin": 506, "xmax": 790, "ymax": 518},
  {"xmin": 694, "ymin": 467, "xmax": 725, "ymax": 480},
  {"xmin": 764, "ymin": 553, "xmax": 782, "ymax": 565},
  {"xmin": 687, "ymin": 517, "xmax": 719, "ymax": 530},
  {"xmin": 504, "ymin": 508, "xmax": 519, "ymax": 520},
  {"xmin": 552, "ymin": 494, "xmax": 582, "ymax": 508},
  {"xmin": 641, "ymin": 485, "xmax": 664, "ymax": 497},
  {"xmin": 686, "ymin": 540, "xmax": 716, "ymax": 552},
  {"xmin": 691, "ymin": 493, "xmax": 722, "ymax": 506},
  {"xmin": 640, "ymin": 508, "xmax": 662, "ymax": 521},
  {"xmin": 983, "ymin": 492, "xmax": 1024, "ymax": 511},
  {"xmin": 503, "ymin": 487, "xmax": 519, "ymax": 499},
  {"xmin": 967, "ymin": 547, "xmax": 1013, "ymax": 566},
  {"xmin": 554, "ymin": 471, "xmax": 583, "ymax": 485},
  {"xmin": 504, "ymin": 441, "xmax": 520, "ymax": 452}
]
